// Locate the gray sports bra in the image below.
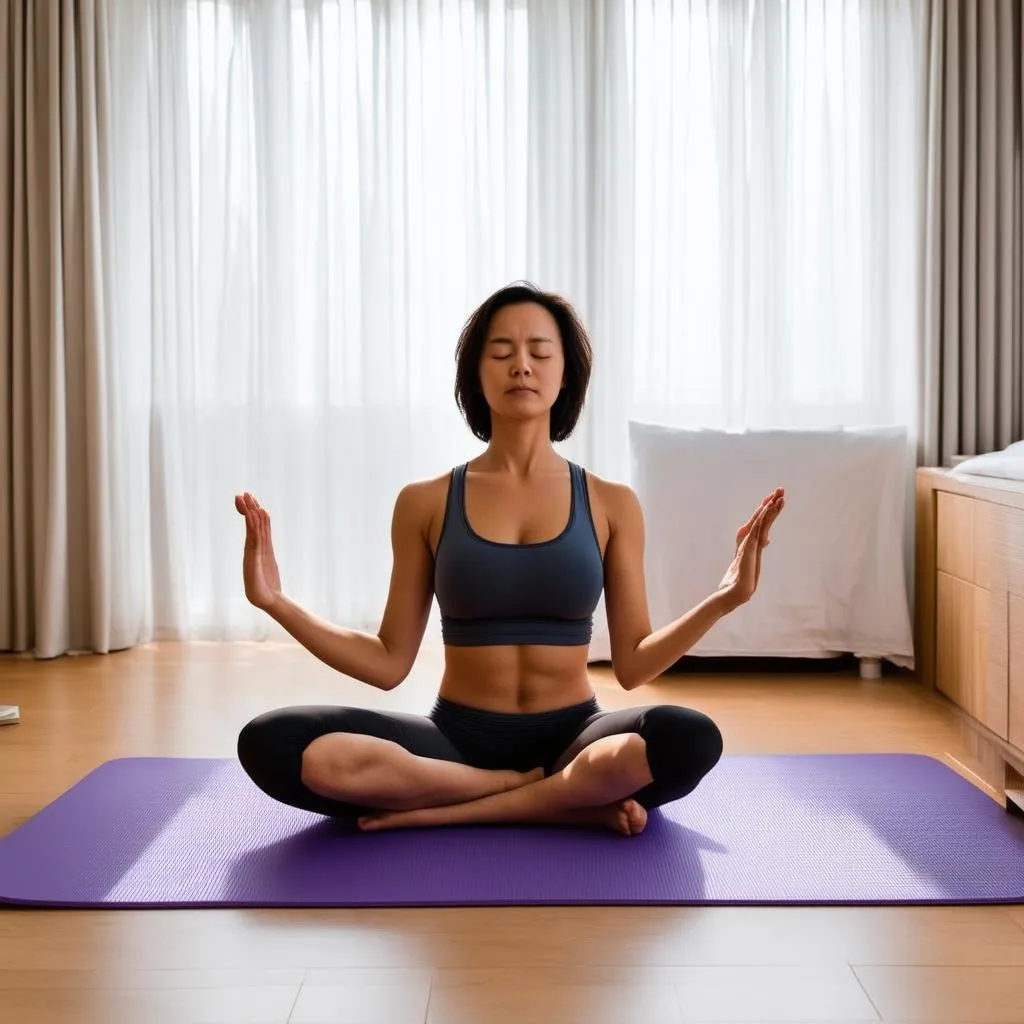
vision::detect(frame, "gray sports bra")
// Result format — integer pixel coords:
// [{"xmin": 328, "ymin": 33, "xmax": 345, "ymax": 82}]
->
[{"xmin": 433, "ymin": 461, "xmax": 605, "ymax": 646}]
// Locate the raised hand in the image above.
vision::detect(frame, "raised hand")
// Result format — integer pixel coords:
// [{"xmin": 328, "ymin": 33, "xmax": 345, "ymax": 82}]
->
[
  {"xmin": 718, "ymin": 489, "xmax": 785, "ymax": 607},
  {"xmin": 235, "ymin": 492, "xmax": 283, "ymax": 611}
]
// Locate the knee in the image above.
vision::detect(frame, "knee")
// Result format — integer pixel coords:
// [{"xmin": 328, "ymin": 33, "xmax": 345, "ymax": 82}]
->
[
  {"xmin": 236, "ymin": 707, "xmax": 347, "ymax": 796},
  {"xmin": 588, "ymin": 732, "xmax": 653, "ymax": 787},
  {"xmin": 299, "ymin": 733, "xmax": 374, "ymax": 796},
  {"xmin": 640, "ymin": 705, "xmax": 723, "ymax": 780},
  {"xmin": 299, "ymin": 734, "xmax": 342, "ymax": 794},
  {"xmin": 237, "ymin": 712, "xmax": 284, "ymax": 779}
]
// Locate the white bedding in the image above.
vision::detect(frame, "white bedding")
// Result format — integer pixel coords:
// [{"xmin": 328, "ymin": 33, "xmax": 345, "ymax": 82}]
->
[
  {"xmin": 950, "ymin": 441, "xmax": 1024, "ymax": 481},
  {"xmin": 587, "ymin": 422, "xmax": 915, "ymax": 669}
]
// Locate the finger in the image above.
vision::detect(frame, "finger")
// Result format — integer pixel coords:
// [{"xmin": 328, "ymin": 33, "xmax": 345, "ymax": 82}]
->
[
  {"xmin": 754, "ymin": 506, "xmax": 773, "ymax": 545},
  {"xmin": 745, "ymin": 499, "xmax": 770, "ymax": 532},
  {"xmin": 235, "ymin": 494, "xmax": 246, "ymax": 514},
  {"xmin": 760, "ymin": 498, "xmax": 784, "ymax": 548},
  {"xmin": 737, "ymin": 498, "xmax": 768, "ymax": 542},
  {"xmin": 738, "ymin": 519, "xmax": 762, "ymax": 554},
  {"xmin": 751, "ymin": 501, "xmax": 771, "ymax": 533}
]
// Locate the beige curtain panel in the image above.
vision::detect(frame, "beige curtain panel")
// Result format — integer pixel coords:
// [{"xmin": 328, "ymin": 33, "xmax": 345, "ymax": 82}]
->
[
  {"xmin": 919, "ymin": 0, "xmax": 1024, "ymax": 467},
  {"xmin": 1, "ymin": 0, "xmax": 137, "ymax": 659}
]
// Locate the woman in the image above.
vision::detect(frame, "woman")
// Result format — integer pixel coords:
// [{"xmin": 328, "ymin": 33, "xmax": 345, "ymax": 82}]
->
[{"xmin": 235, "ymin": 283, "xmax": 784, "ymax": 835}]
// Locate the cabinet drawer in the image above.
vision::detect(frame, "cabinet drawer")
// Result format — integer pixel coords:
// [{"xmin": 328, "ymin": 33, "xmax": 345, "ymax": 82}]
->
[
  {"xmin": 1001, "ymin": 505, "xmax": 1024, "ymax": 596},
  {"xmin": 936, "ymin": 571, "xmax": 1008, "ymax": 739},
  {"xmin": 936, "ymin": 491, "xmax": 998, "ymax": 588},
  {"xmin": 1009, "ymin": 593, "xmax": 1024, "ymax": 749}
]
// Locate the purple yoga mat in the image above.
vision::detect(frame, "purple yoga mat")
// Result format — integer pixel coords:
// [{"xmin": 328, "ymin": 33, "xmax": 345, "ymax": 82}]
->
[{"xmin": 0, "ymin": 754, "xmax": 1022, "ymax": 907}]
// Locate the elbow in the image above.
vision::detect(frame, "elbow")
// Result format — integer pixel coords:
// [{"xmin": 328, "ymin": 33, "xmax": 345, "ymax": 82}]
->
[
  {"xmin": 614, "ymin": 640, "xmax": 650, "ymax": 691},
  {"xmin": 614, "ymin": 662, "xmax": 646, "ymax": 692},
  {"xmin": 379, "ymin": 667, "xmax": 408, "ymax": 691},
  {"xmin": 617, "ymin": 673, "xmax": 646, "ymax": 692},
  {"xmin": 365, "ymin": 659, "xmax": 403, "ymax": 691},
  {"xmin": 374, "ymin": 645, "xmax": 412, "ymax": 691}
]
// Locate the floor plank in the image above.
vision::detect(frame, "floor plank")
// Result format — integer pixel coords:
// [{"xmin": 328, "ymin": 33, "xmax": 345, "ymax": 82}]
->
[
  {"xmin": 1, "ymin": 641, "xmax": 1022, "ymax": 1024},
  {"xmin": 853, "ymin": 965, "xmax": 1024, "ymax": 1022}
]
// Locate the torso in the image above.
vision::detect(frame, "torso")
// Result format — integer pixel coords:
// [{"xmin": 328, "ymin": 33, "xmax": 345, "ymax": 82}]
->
[{"xmin": 421, "ymin": 459, "xmax": 613, "ymax": 713}]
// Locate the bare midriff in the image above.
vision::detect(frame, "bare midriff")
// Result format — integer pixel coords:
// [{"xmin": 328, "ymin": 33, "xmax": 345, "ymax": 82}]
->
[{"xmin": 437, "ymin": 643, "xmax": 597, "ymax": 713}]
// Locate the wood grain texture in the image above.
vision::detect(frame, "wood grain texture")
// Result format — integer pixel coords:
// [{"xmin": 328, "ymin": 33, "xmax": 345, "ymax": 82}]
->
[
  {"xmin": 935, "ymin": 571, "xmax": 1007, "ymax": 737},
  {"xmin": 919, "ymin": 469, "xmax": 1024, "ymax": 758},
  {"xmin": 2, "ymin": 641, "xmax": 1024, "ymax": 1024},
  {"xmin": 937, "ymin": 491, "xmax": 977, "ymax": 583},
  {"xmin": 915, "ymin": 471, "xmax": 938, "ymax": 689}
]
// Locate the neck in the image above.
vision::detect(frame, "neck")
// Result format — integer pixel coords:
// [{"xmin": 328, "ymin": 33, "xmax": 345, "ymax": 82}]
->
[{"xmin": 476, "ymin": 420, "xmax": 563, "ymax": 478}]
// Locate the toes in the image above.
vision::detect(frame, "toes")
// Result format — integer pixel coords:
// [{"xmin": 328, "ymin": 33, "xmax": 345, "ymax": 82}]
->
[{"xmin": 621, "ymin": 800, "xmax": 647, "ymax": 836}]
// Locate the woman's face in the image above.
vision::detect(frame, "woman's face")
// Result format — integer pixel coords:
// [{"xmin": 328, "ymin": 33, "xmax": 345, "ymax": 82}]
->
[{"xmin": 477, "ymin": 302, "xmax": 566, "ymax": 423}]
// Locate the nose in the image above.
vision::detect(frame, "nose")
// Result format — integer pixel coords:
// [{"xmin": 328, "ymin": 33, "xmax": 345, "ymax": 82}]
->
[{"xmin": 511, "ymin": 354, "xmax": 532, "ymax": 377}]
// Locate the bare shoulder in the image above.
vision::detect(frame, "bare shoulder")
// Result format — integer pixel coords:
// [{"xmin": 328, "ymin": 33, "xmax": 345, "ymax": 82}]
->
[
  {"xmin": 396, "ymin": 471, "xmax": 451, "ymax": 507},
  {"xmin": 394, "ymin": 470, "xmax": 456, "ymax": 543},
  {"xmin": 582, "ymin": 470, "xmax": 643, "ymax": 534}
]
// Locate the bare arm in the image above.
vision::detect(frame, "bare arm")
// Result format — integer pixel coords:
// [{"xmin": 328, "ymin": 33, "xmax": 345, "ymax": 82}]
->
[
  {"xmin": 238, "ymin": 483, "xmax": 435, "ymax": 690},
  {"xmin": 602, "ymin": 484, "xmax": 784, "ymax": 690}
]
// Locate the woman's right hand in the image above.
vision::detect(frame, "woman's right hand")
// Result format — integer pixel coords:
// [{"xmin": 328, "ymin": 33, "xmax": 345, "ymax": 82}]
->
[{"xmin": 235, "ymin": 492, "xmax": 283, "ymax": 612}]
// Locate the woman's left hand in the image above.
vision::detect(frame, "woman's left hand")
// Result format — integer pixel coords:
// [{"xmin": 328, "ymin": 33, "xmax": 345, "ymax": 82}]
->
[{"xmin": 717, "ymin": 488, "xmax": 786, "ymax": 607}]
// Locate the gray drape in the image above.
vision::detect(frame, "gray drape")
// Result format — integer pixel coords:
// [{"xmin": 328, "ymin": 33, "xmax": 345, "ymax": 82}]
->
[{"xmin": 919, "ymin": 0, "xmax": 1024, "ymax": 467}]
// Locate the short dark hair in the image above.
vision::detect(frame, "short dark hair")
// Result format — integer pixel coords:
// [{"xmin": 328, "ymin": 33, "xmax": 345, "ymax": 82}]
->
[{"xmin": 454, "ymin": 282, "xmax": 594, "ymax": 442}]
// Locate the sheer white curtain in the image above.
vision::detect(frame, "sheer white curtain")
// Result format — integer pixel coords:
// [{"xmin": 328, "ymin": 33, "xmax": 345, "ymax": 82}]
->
[
  {"xmin": 622, "ymin": 0, "xmax": 927, "ymax": 438},
  {"xmin": 101, "ymin": 0, "xmax": 927, "ymax": 647}
]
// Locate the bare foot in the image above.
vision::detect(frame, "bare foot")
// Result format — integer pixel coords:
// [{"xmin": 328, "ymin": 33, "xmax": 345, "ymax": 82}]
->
[
  {"xmin": 357, "ymin": 796, "xmax": 647, "ymax": 836},
  {"xmin": 555, "ymin": 799, "xmax": 648, "ymax": 837},
  {"xmin": 358, "ymin": 806, "xmax": 443, "ymax": 831}
]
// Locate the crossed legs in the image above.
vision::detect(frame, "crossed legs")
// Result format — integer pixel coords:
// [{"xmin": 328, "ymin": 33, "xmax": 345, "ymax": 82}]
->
[
  {"xmin": 237, "ymin": 702, "xmax": 723, "ymax": 835},
  {"xmin": 353, "ymin": 730, "xmax": 654, "ymax": 834}
]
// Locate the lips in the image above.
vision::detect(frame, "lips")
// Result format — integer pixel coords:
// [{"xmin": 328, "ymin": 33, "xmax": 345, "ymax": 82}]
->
[{"xmin": 507, "ymin": 387, "xmax": 536, "ymax": 394}]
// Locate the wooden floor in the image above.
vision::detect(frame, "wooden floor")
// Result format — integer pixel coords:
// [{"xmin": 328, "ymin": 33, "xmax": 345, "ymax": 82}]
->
[{"xmin": 2, "ymin": 641, "xmax": 1024, "ymax": 1023}]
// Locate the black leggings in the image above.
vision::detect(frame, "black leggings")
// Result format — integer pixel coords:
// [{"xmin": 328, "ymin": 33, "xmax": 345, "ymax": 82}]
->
[{"xmin": 237, "ymin": 695, "xmax": 724, "ymax": 825}]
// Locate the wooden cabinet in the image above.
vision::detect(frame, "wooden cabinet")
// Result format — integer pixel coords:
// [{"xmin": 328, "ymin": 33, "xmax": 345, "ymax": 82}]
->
[
  {"xmin": 935, "ymin": 571, "xmax": 1006, "ymax": 737},
  {"xmin": 917, "ymin": 469, "xmax": 1024, "ymax": 791},
  {"xmin": 1009, "ymin": 594, "xmax": 1024, "ymax": 750}
]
